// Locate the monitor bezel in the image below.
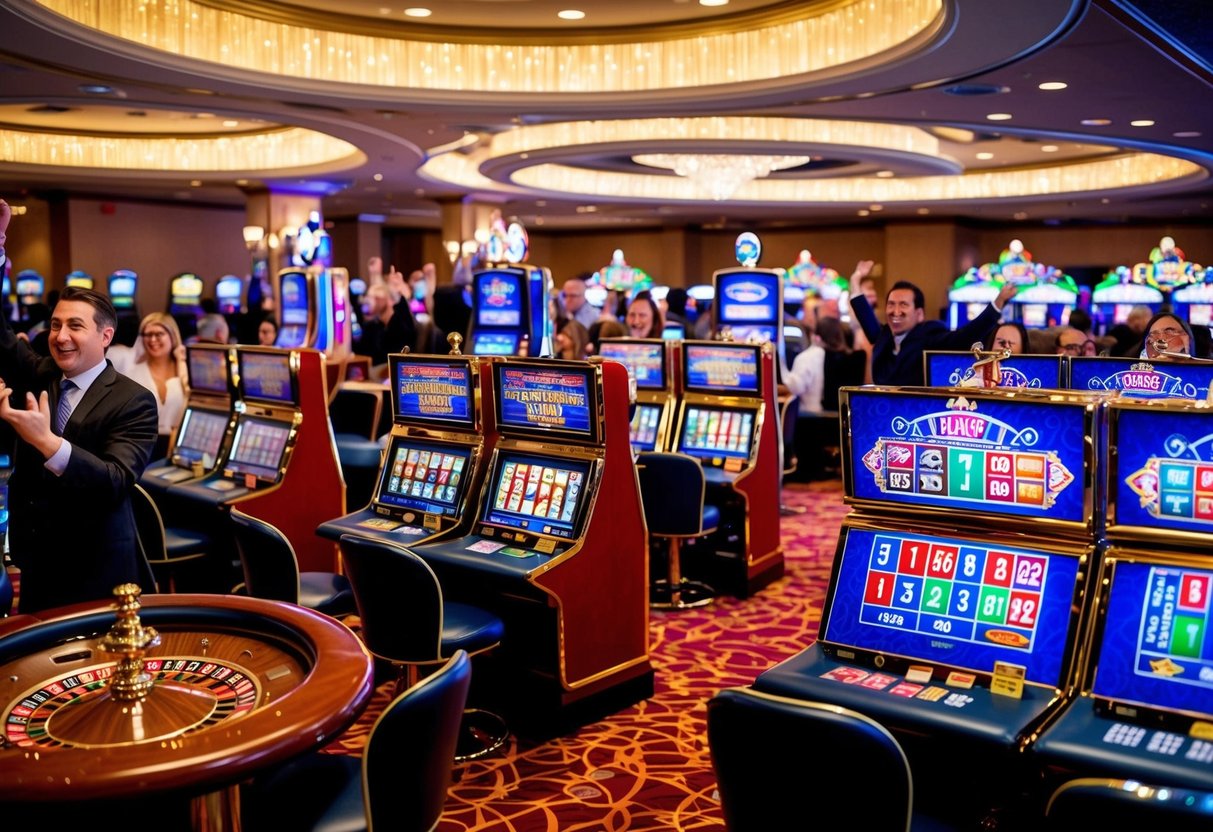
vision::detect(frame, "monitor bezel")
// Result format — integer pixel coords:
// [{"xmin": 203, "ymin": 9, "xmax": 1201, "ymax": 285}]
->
[
  {"xmin": 473, "ymin": 266, "xmax": 527, "ymax": 329},
  {"xmin": 675, "ymin": 401, "xmax": 758, "ymax": 462},
  {"xmin": 479, "ymin": 448, "xmax": 596, "ymax": 542},
  {"xmin": 186, "ymin": 345, "xmax": 233, "ymax": 396},
  {"xmin": 492, "ymin": 359, "xmax": 602, "ymax": 445},
  {"xmin": 388, "ymin": 353, "xmax": 477, "ymax": 431},
  {"xmin": 223, "ymin": 413, "xmax": 293, "ymax": 483},
  {"xmin": 237, "ymin": 348, "xmax": 298, "ymax": 406},
  {"xmin": 171, "ymin": 406, "xmax": 230, "ymax": 469}
]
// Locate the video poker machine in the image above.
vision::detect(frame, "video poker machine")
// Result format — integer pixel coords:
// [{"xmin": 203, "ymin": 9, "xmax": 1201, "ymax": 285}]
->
[
  {"xmin": 317, "ymin": 349, "xmax": 499, "ymax": 547},
  {"xmin": 163, "ymin": 346, "xmax": 345, "ymax": 574},
  {"xmin": 754, "ymin": 385, "xmax": 1107, "ymax": 824},
  {"xmin": 597, "ymin": 337, "xmax": 675, "ymax": 455},
  {"xmin": 140, "ymin": 344, "xmax": 237, "ymax": 497},
  {"xmin": 924, "ymin": 350, "xmax": 1064, "ymax": 390},
  {"xmin": 404, "ymin": 357, "xmax": 652, "ymax": 735},
  {"xmin": 670, "ymin": 340, "xmax": 784, "ymax": 597}
]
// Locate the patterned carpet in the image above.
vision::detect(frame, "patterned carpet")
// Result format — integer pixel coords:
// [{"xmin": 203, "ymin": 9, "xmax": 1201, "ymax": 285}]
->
[{"xmin": 328, "ymin": 478, "xmax": 848, "ymax": 832}]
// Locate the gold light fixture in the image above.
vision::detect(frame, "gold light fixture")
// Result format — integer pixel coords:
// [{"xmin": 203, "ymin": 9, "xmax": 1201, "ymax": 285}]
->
[{"xmin": 634, "ymin": 153, "xmax": 810, "ymax": 201}]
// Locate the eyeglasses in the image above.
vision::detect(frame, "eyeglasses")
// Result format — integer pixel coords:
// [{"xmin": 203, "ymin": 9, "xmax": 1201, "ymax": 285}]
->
[
  {"xmin": 993, "ymin": 337, "xmax": 1018, "ymax": 349},
  {"xmin": 141, "ymin": 330, "xmax": 169, "ymax": 340},
  {"xmin": 1148, "ymin": 327, "xmax": 1186, "ymax": 340},
  {"xmin": 1059, "ymin": 342, "xmax": 1084, "ymax": 353}
]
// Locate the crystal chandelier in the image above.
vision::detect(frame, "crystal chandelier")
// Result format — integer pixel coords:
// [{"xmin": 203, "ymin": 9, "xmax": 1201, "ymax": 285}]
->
[{"xmin": 635, "ymin": 154, "xmax": 811, "ymax": 200}]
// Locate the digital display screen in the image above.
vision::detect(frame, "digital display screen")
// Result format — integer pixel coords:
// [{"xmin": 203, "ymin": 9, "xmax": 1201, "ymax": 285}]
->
[
  {"xmin": 723, "ymin": 324, "xmax": 777, "ymax": 345},
  {"xmin": 683, "ymin": 343, "xmax": 761, "ymax": 395},
  {"xmin": 1188, "ymin": 304, "xmax": 1213, "ymax": 327},
  {"xmin": 822, "ymin": 525, "xmax": 1082, "ymax": 687},
  {"xmin": 1091, "ymin": 559, "xmax": 1213, "ymax": 719},
  {"xmin": 495, "ymin": 361, "xmax": 597, "ymax": 442},
  {"xmin": 173, "ymin": 408, "xmax": 228, "ymax": 468},
  {"xmin": 16, "ymin": 277, "xmax": 42, "ymax": 298},
  {"xmin": 1068, "ymin": 357, "xmax": 1213, "ymax": 400},
  {"xmin": 662, "ymin": 323, "xmax": 685, "ymax": 341},
  {"xmin": 187, "ymin": 347, "xmax": 231, "ymax": 395},
  {"xmin": 483, "ymin": 451, "xmax": 593, "ymax": 540},
  {"xmin": 630, "ymin": 403, "xmax": 663, "ymax": 452},
  {"xmin": 598, "ymin": 340, "xmax": 666, "ymax": 390},
  {"xmin": 170, "ymin": 273, "xmax": 203, "ymax": 307},
  {"xmin": 716, "ymin": 269, "xmax": 780, "ymax": 326},
  {"xmin": 1019, "ymin": 304, "xmax": 1048, "ymax": 328},
  {"xmin": 216, "ymin": 277, "xmax": 243, "ymax": 314},
  {"xmin": 924, "ymin": 352, "xmax": 1063, "ymax": 389},
  {"xmin": 279, "ymin": 271, "xmax": 309, "ymax": 326},
  {"xmin": 108, "ymin": 273, "xmax": 136, "ymax": 300},
  {"xmin": 472, "ymin": 332, "xmax": 519, "ymax": 356},
  {"xmin": 225, "ymin": 416, "xmax": 291, "ymax": 482},
  {"xmin": 239, "ymin": 350, "xmax": 295, "ymax": 404},
  {"xmin": 475, "ymin": 269, "xmax": 524, "ymax": 327},
  {"xmin": 349, "ymin": 277, "xmax": 367, "ymax": 296},
  {"xmin": 375, "ymin": 437, "xmax": 471, "ymax": 517},
  {"xmin": 393, "ymin": 357, "xmax": 474, "ymax": 429},
  {"xmin": 276, "ymin": 324, "xmax": 307, "ymax": 349},
  {"xmin": 677, "ymin": 405, "xmax": 755, "ymax": 461},
  {"xmin": 846, "ymin": 388, "xmax": 1090, "ymax": 526}
]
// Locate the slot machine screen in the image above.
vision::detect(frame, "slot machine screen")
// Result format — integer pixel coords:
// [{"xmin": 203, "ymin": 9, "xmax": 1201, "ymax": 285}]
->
[
  {"xmin": 170, "ymin": 273, "xmax": 203, "ymax": 308},
  {"xmin": 662, "ymin": 323, "xmax": 685, "ymax": 341},
  {"xmin": 216, "ymin": 276, "xmax": 243, "ymax": 314},
  {"xmin": 225, "ymin": 415, "xmax": 291, "ymax": 483},
  {"xmin": 1020, "ymin": 304, "xmax": 1048, "ymax": 328},
  {"xmin": 277, "ymin": 271, "xmax": 310, "ymax": 348},
  {"xmin": 1089, "ymin": 558, "xmax": 1213, "ymax": 720},
  {"xmin": 482, "ymin": 450, "xmax": 594, "ymax": 540},
  {"xmin": 1189, "ymin": 305, "xmax": 1212, "ymax": 327},
  {"xmin": 471, "ymin": 332, "xmax": 519, "ymax": 356},
  {"xmin": 724, "ymin": 324, "xmax": 777, "ymax": 345},
  {"xmin": 15, "ymin": 276, "xmax": 42, "ymax": 299},
  {"xmin": 108, "ymin": 272, "xmax": 136, "ymax": 308},
  {"xmin": 923, "ymin": 352, "xmax": 1064, "ymax": 389},
  {"xmin": 677, "ymin": 404, "xmax": 756, "ymax": 461},
  {"xmin": 598, "ymin": 340, "xmax": 667, "ymax": 390},
  {"xmin": 391, "ymin": 356, "xmax": 475, "ymax": 430},
  {"xmin": 494, "ymin": 360, "xmax": 601, "ymax": 444},
  {"xmin": 1114, "ymin": 304, "xmax": 1134, "ymax": 325},
  {"xmin": 630, "ymin": 403, "xmax": 663, "ymax": 452},
  {"xmin": 716, "ymin": 269, "xmax": 780, "ymax": 330},
  {"xmin": 821, "ymin": 526, "xmax": 1083, "ymax": 687},
  {"xmin": 682, "ymin": 342, "xmax": 761, "ymax": 395},
  {"xmin": 187, "ymin": 347, "xmax": 231, "ymax": 395},
  {"xmin": 476, "ymin": 269, "xmax": 524, "ymax": 327},
  {"xmin": 374, "ymin": 437, "xmax": 472, "ymax": 518},
  {"xmin": 238, "ymin": 350, "xmax": 296, "ymax": 405},
  {"xmin": 172, "ymin": 407, "xmax": 228, "ymax": 469}
]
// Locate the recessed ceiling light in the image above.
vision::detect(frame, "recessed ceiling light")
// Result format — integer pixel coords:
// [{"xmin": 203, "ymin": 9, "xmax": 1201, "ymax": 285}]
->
[
  {"xmin": 78, "ymin": 84, "xmax": 114, "ymax": 95},
  {"xmin": 875, "ymin": 170, "xmax": 895, "ymax": 178},
  {"xmin": 1013, "ymin": 211, "xmax": 1029, "ymax": 220},
  {"xmin": 986, "ymin": 113, "xmax": 1013, "ymax": 121},
  {"xmin": 976, "ymin": 152, "xmax": 994, "ymax": 160},
  {"xmin": 235, "ymin": 179, "xmax": 249, "ymax": 186},
  {"xmin": 700, "ymin": 0, "xmax": 730, "ymax": 6},
  {"xmin": 190, "ymin": 180, "xmax": 202, "ymax": 187},
  {"xmin": 857, "ymin": 209, "xmax": 870, "ymax": 217},
  {"xmin": 1041, "ymin": 145, "xmax": 1059, "ymax": 152},
  {"xmin": 1130, "ymin": 119, "xmax": 1155, "ymax": 127},
  {"xmin": 557, "ymin": 9, "xmax": 585, "ymax": 20},
  {"xmin": 1081, "ymin": 118, "xmax": 1111, "ymax": 126},
  {"xmin": 373, "ymin": 173, "xmax": 384, "ymax": 182},
  {"xmin": 868, "ymin": 204, "xmax": 883, "ymax": 212},
  {"xmin": 916, "ymin": 208, "xmax": 930, "ymax": 215},
  {"xmin": 404, "ymin": 7, "xmax": 431, "ymax": 17},
  {"xmin": 1173, "ymin": 131, "xmax": 1202, "ymax": 138},
  {"xmin": 1038, "ymin": 81, "xmax": 1068, "ymax": 91},
  {"xmin": 222, "ymin": 120, "xmax": 239, "ymax": 127}
]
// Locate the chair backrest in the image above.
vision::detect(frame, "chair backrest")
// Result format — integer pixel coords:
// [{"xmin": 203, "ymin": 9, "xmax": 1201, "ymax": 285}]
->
[
  {"xmin": 0, "ymin": 565, "xmax": 13, "ymax": 616},
  {"xmin": 338, "ymin": 535, "xmax": 445, "ymax": 665},
  {"xmin": 707, "ymin": 688, "xmax": 913, "ymax": 832},
  {"xmin": 635, "ymin": 452, "xmax": 709, "ymax": 538},
  {"xmin": 329, "ymin": 386, "xmax": 383, "ymax": 440},
  {"xmin": 363, "ymin": 650, "xmax": 472, "ymax": 832},
  {"xmin": 128, "ymin": 483, "xmax": 163, "ymax": 594},
  {"xmin": 1046, "ymin": 778, "xmax": 1213, "ymax": 830},
  {"xmin": 230, "ymin": 509, "xmax": 302, "ymax": 604},
  {"xmin": 780, "ymin": 395, "xmax": 799, "ymax": 476}
]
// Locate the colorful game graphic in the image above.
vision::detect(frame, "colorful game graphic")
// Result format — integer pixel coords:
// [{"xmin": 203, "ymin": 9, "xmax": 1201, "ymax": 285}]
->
[
  {"xmin": 1116, "ymin": 406, "xmax": 1213, "ymax": 531},
  {"xmin": 926, "ymin": 353, "xmax": 1062, "ymax": 390},
  {"xmin": 1070, "ymin": 357, "xmax": 1213, "ymax": 400},
  {"xmin": 859, "ymin": 396, "xmax": 1073, "ymax": 511}
]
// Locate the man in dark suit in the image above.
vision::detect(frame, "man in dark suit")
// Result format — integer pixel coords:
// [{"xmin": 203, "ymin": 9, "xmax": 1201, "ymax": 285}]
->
[
  {"xmin": 849, "ymin": 262, "xmax": 1017, "ymax": 386},
  {"xmin": 0, "ymin": 197, "xmax": 158, "ymax": 612}
]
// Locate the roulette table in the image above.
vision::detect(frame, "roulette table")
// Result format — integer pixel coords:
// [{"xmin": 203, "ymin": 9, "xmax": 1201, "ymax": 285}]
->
[{"xmin": 0, "ymin": 586, "xmax": 374, "ymax": 828}]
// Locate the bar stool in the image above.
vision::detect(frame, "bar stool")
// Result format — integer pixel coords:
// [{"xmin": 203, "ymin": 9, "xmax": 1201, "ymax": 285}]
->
[{"xmin": 636, "ymin": 451, "xmax": 719, "ymax": 609}]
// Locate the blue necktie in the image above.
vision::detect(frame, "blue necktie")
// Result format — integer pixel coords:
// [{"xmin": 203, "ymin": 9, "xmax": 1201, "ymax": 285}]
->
[{"xmin": 55, "ymin": 379, "xmax": 76, "ymax": 434}]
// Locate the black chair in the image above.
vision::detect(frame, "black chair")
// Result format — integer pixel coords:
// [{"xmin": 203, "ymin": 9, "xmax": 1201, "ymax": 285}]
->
[
  {"xmin": 778, "ymin": 395, "xmax": 806, "ymax": 516},
  {"xmin": 330, "ymin": 385, "xmax": 389, "ymax": 510},
  {"xmin": 338, "ymin": 534, "xmax": 509, "ymax": 762},
  {"xmin": 1045, "ymin": 778, "xmax": 1213, "ymax": 830},
  {"xmin": 636, "ymin": 451, "xmax": 719, "ymax": 609},
  {"xmin": 241, "ymin": 650, "xmax": 472, "ymax": 832},
  {"xmin": 707, "ymin": 688, "xmax": 923, "ymax": 832},
  {"xmin": 329, "ymin": 386, "xmax": 383, "ymax": 440},
  {"xmin": 130, "ymin": 482, "xmax": 208, "ymax": 595},
  {"xmin": 230, "ymin": 509, "xmax": 355, "ymax": 618}
]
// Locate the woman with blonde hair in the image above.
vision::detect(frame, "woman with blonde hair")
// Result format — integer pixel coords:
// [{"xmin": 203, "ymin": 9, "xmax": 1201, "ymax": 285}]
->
[{"xmin": 109, "ymin": 311, "xmax": 189, "ymax": 459}]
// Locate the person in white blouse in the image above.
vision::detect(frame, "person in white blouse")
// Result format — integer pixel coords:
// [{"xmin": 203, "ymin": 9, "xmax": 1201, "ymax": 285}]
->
[{"xmin": 108, "ymin": 312, "xmax": 189, "ymax": 459}]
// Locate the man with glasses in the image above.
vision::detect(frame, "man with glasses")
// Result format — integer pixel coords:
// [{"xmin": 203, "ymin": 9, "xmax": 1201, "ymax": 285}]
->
[
  {"xmin": 1054, "ymin": 327, "xmax": 1097, "ymax": 356},
  {"xmin": 561, "ymin": 276, "xmax": 599, "ymax": 329},
  {"xmin": 1141, "ymin": 312, "xmax": 1193, "ymax": 360}
]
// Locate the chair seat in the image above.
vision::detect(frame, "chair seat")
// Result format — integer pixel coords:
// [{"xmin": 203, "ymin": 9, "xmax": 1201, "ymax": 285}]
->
[
  {"xmin": 162, "ymin": 526, "xmax": 210, "ymax": 561},
  {"xmin": 443, "ymin": 601, "xmax": 505, "ymax": 655},
  {"xmin": 702, "ymin": 504, "xmax": 720, "ymax": 533},
  {"xmin": 335, "ymin": 434, "xmax": 385, "ymax": 468},
  {"xmin": 300, "ymin": 572, "xmax": 356, "ymax": 617}
]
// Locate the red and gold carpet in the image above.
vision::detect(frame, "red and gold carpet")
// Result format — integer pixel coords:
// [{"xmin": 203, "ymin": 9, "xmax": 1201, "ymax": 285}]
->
[{"xmin": 329, "ymin": 479, "xmax": 849, "ymax": 832}]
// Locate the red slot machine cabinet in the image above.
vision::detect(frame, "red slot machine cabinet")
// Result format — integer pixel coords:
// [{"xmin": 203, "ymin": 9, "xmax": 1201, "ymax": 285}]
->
[
  {"xmin": 406, "ymin": 357, "xmax": 653, "ymax": 736},
  {"xmin": 140, "ymin": 345, "xmax": 238, "ymax": 498},
  {"xmin": 316, "ymin": 349, "xmax": 500, "ymax": 548},
  {"xmin": 669, "ymin": 339, "xmax": 784, "ymax": 597},
  {"xmin": 597, "ymin": 337, "xmax": 676, "ymax": 454},
  {"xmin": 163, "ymin": 346, "xmax": 345, "ymax": 573}
]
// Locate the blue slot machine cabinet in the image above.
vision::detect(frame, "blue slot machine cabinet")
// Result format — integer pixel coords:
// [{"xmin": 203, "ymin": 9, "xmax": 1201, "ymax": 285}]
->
[
  {"xmin": 468, "ymin": 264, "xmax": 552, "ymax": 357},
  {"xmin": 107, "ymin": 269, "xmax": 139, "ymax": 332},
  {"xmin": 597, "ymin": 338, "xmax": 674, "ymax": 455},
  {"xmin": 215, "ymin": 274, "xmax": 244, "ymax": 316},
  {"xmin": 274, "ymin": 266, "xmax": 352, "ymax": 363},
  {"xmin": 275, "ymin": 268, "xmax": 313, "ymax": 349},
  {"xmin": 711, "ymin": 233, "xmax": 786, "ymax": 384},
  {"xmin": 14, "ymin": 269, "xmax": 44, "ymax": 323},
  {"xmin": 1067, "ymin": 355, "xmax": 1213, "ymax": 400}
]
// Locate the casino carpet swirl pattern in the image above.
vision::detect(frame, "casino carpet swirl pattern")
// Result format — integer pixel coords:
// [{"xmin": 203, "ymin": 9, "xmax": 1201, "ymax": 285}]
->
[{"xmin": 325, "ymin": 479, "xmax": 846, "ymax": 831}]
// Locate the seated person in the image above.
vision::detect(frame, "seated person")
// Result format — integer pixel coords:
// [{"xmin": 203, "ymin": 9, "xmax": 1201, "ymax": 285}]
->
[
  {"xmin": 1140, "ymin": 312, "xmax": 1194, "ymax": 360},
  {"xmin": 1054, "ymin": 326, "xmax": 1096, "ymax": 356},
  {"xmin": 985, "ymin": 321, "xmax": 1029, "ymax": 354}
]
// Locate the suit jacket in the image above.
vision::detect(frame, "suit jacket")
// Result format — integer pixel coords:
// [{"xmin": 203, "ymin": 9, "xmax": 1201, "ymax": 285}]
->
[
  {"xmin": 850, "ymin": 295, "xmax": 1004, "ymax": 387},
  {"xmin": 0, "ymin": 321, "xmax": 158, "ymax": 613}
]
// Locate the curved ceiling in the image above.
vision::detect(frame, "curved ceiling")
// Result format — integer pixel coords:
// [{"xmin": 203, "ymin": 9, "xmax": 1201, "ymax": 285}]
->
[{"xmin": 0, "ymin": 0, "xmax": 1209, "ymax": 229}]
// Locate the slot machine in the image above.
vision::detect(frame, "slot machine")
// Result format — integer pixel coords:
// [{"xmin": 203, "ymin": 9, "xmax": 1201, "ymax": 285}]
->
[
  {"xmin": 14, "ymin": 269, "xmax": 44, "ymax": 323},
  {"xmin": 215, "ymin": 274, "xmax": 244, "ymax": 316},
  {"xmin": 317, "ymin": 348, "xmax": 499, "ymax": 546},
  {"xmin": 1067, "ymin": 355, "xmax": 1213, "ymax": 399},
  {"xmin": 164, "ymin": 346, "xmax": 345, "ymax": 573},
  {"xmin": 168, "ymin": 271, "xmax": 205, "ymax": 321},
  {"xmin": 140, "ymin": 344, "xmax": 237, "ymax": 496},
  {"xmin": 1032, "ymin": 397, "xmax": 1213, "ymax": 792},
  {"xmin": 671, "ymin": 340, "xmax": 784, "ymax": 596},
  {"xmin": 1170, "ymin": 272, "xmax": 1213, "ymax": 331},
  {"xmin": 1090, "ymin": 266, "xmax": 1165, "ymax": 336},
  {"xmin": 64, "ymin": 270, "xmax": 93, "ymax": 289},
  {"xmin": 107, "ymin": 268, "xmax": 139, "ymax": 330},
  {"xmin": 597, "ymin": 338, "xmax": 675, "ymax": 455},
  {"xmin": 924, "ymin": 350, "xmax": 1064, "ymax": 390},
  {"xmin": 468, "ymin": 264, "xmax": 553, "ymax": 357},
  {"xmin": 274, "ymin": 266, "xmax": 353, "ymax": 363},
  {"xmin": 753, "ymin": 386, "xmax": 1105, "ymax": 823},
  {"xmin": 712, "ymin": 233, "xmax": 785, "ymax": 359},
  {"xmin": 404, "ymin": 357, "xmax": 653, "ymax": 734}
]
